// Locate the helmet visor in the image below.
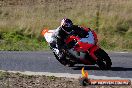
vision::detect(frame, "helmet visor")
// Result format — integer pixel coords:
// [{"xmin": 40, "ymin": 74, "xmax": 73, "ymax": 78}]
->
[{"xmin": 65, "ymin": 23, "xmax": 72, "ymax": 27}]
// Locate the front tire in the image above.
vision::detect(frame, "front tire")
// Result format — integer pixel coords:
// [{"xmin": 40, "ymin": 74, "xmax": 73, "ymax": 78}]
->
[{"xmin": 95, "ymin": 48, "xmax": 112, "ymax": 70}]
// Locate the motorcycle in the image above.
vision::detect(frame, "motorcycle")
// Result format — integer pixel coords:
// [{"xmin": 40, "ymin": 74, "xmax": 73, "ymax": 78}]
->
[{"xmin": 41, "ymin": 28, "xmax": 112, "ymax": 70}]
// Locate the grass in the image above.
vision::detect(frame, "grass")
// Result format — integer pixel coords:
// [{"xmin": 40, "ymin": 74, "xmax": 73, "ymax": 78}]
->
[
  {"xmin": 0, "ymin": 0, "xmax": 132, "ymax": 51},
  {"xmin": 0, "ymin": 29, "xmax": 49, "ymax": 51}
]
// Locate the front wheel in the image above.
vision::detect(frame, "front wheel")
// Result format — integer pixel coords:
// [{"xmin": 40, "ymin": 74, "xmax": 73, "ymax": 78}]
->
[{"xmin": 95, "ymin": 48, "xmax": 112, "ymax": 70}]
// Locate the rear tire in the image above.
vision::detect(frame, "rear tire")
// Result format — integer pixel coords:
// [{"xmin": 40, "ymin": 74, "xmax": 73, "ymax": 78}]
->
[
  {"xmin": 96, "ymin": 60, "xmax": 107, "ymax": 70},
  {"xmin": 95, "ymin": 48, "xmax": 112, "ymax": 70}
]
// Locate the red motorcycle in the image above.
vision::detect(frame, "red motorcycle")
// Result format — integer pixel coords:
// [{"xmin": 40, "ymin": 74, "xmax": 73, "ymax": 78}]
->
[{"xmin": 41, "ymin": 28, "xmax": 112, "ymax": 70}]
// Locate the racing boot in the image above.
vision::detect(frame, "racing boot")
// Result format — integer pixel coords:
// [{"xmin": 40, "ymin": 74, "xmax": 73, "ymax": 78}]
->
[{"xmin": 58, "ymin": 51, "xmax": 68, "ymax": 66}]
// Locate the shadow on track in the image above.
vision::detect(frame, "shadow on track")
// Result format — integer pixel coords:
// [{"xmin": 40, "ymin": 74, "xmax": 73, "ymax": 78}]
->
[
  {"xmin": 72, "ymin": 65, "xmax": 132, "ymax": 71},
  {"xmin": 111, "ymin": 67, "xmax": 132, "ymax": 71},
  {"xmin": 71, "ymin": 65, "xmax": 100, "ymax": 70}
]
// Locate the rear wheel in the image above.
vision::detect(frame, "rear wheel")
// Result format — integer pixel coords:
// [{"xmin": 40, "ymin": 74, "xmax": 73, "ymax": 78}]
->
[{"xmin": 95, "ymin": 48, "xmax": 112, "ymax": 70}]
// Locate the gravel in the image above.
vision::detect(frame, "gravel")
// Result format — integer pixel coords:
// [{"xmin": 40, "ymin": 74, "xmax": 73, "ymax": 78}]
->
[{"xmin": 0, "ymin": 72, "xmax": 131, "ymax": 88}]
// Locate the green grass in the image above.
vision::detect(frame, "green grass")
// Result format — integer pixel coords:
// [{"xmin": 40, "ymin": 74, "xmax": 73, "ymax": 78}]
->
[
  {"xmin": 0, "ymin": 29, "xmax": 49, "ymax": 51},
  {"xmin": 0, "ymin": 0, "xmax": 132, "ymax": 51}
]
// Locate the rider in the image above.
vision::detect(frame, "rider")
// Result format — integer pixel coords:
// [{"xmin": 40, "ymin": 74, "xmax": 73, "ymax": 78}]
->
[{"xmin": 50, "ymin": 18, "xmax": 94, "ymax": 64}]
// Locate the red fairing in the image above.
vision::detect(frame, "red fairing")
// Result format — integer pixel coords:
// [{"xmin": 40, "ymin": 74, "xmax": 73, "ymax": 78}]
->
[
  {"xmin": 65, "ymin": 27, "xmax": 100, "ymax": 63},
  {"xmin": 65, "ymin": 28, "xmax": 99, "ymax": 53},
  {"xmin": 74, "ymin": 42, "xmax": 93, "ymax": 52},
  {"xmin": 89, "ymin": 45, "xmax": 100, "ymax": 61},
  {"xmin": 65, "ymin": 35, "xmax": 80, "ymax": 44},
  {"xmin": 65, "ymin": 35, "xmax": 94, "ymax": 52}
]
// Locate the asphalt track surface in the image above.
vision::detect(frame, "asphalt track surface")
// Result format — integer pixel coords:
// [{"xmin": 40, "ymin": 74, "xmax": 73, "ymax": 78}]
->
[{"xmin": 0, "ymin": 51, "xmax": 132, "ymax": 80}]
